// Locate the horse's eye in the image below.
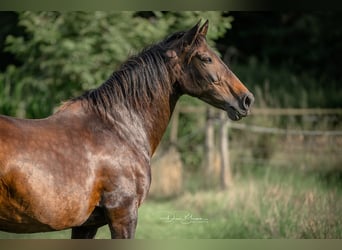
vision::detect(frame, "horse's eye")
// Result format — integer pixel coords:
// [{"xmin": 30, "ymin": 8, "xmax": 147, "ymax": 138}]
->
[{"xmin": 200, "ymin": 56, "xmax": 212, "ymax": 64}]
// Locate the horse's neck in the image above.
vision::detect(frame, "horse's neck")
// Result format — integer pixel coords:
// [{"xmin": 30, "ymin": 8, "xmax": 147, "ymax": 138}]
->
[
  {"xmin": 56, "ymin": 83, "xmax": 181, "ymax": 158},
  {"xmin": 141, "ymin": 90, "xmax": 180, "ymax": 156}
]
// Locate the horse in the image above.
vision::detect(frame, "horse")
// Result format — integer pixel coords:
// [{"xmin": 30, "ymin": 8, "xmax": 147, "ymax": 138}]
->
[{"xmin": 0, "ymin": 20, "xmax": 254, "ymax": 238}]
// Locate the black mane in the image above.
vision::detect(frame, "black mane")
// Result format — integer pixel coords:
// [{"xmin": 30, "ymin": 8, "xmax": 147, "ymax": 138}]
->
[
  {"xmin": 59, "ymin": 29, "xmax": 203, "ymax": 121},
  {"xmin": 73, "ymin": 36, "xmax": 179, "ymax": 120}
]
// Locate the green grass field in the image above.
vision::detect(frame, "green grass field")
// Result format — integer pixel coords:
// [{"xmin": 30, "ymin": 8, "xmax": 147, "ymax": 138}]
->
[{"xmin": 1, "ymin": 165, "xmax": 341, "ymax": 239}]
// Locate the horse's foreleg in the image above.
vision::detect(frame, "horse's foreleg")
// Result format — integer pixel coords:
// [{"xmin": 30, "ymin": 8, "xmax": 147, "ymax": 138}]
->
[
  {"xmin": 70, "ymin": 206, "xmax": 107, "ymax": 239},
  {"xmin": 103, "ymin": 197, "xmax": 138, "ymax": 239},
  {"xmin": 71, "ymin": 226, "xmax": 99, "ymax": 239}
]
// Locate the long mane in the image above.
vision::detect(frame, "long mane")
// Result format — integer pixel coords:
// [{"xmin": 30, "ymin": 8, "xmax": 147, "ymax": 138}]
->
[{"xmin": 64, "ymin": 34, "xmax": 184, "ymax": 120}]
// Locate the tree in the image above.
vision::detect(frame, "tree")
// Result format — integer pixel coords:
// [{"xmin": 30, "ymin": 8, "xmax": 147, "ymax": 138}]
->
[{"xmin": 0, "ymin": 11, "xmax": 233, "ymax": 118}]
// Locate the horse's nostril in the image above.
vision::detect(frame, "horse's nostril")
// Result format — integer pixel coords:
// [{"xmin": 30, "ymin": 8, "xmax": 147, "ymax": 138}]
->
[{"xmin": 243, "ymin": 93, "xmax": 254, "ymax": 110}]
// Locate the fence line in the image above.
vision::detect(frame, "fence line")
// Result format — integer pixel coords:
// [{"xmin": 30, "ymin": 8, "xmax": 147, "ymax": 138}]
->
[
  {"xmin": 228, "ymin": 123, "xmax": 342, "ymax": 136},
  {"xmin": 180, "ymin": 107, "xmax": 342, "ymax": 116},
  {"xmin": 155, "ymin": 106, "xmax": 342, "ymax": 191},
  {"xmin": 251, "ymin": 108, "xmax": 342, "ymax": 116},
  {"xmin": 177, "ymin": 106, "xmax": 342, "ymax": 136}
]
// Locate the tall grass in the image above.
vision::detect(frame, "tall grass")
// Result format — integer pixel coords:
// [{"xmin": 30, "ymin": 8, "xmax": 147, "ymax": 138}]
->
[
  {"xmin": 1, "ymin": 165, "xmax": 340, "ymax": 239},
  {"xmin": 172, "ymin": 168, "xmax": 341, "ymax": 238},
  {"xmin": 138, "ymin": 165, "xmax": 341, "ymax": 239}
]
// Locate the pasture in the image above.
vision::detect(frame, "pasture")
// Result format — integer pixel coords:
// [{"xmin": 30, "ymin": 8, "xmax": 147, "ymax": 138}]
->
[
  {"xmin": 1, "ymin": 164, "xmax": 340, "ymax": 239},
  {"xmin": 0, "ymin": 11, "xmax": 341, "ymax": 240}
]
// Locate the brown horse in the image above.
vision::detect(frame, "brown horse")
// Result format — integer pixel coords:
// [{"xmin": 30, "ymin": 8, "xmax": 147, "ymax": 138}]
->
[{"xmin": 0, "ymin": 20, "xmax": 254, "ymax": 238}]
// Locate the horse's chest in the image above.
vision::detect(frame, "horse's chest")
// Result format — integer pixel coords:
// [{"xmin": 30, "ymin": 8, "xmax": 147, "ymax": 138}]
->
[{"xmin": 98, "ymin": 153, "xmax": 151, "ymax": 207}]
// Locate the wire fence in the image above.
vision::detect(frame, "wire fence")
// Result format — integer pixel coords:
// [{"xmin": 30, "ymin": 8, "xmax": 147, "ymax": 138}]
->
[
  {"xmin": 178, "ymin": 106, "xmax": 342, "ymax": 171},
  {"xmin": 152, "ymin": 107, "xmax": 342, "ymax": 192},
  {"xmin": 228, "ymin": 122, "xmax": 342, "ymax": 136}
]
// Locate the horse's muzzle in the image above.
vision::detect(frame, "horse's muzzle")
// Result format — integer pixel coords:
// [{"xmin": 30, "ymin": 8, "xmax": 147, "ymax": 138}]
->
[{"xmin": 226, "ymin": 92, "xmax": 254, "ymax": 121}]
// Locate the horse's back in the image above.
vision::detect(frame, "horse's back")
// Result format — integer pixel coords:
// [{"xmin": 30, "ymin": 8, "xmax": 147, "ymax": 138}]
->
[
  {"xmin": 0, "ymin": 115, "xmax": 24, "ymax": 172},
  {"xmin": 0, "ymin": 114, "xmax": 51, "ymax": 171},
  {"xmin": 0, "ymin": 114, "xmax": 22, "ymax": 139}
]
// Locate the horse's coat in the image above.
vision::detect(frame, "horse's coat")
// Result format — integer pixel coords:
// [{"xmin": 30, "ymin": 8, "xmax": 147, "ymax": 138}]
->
[{"xmin": 0, "ymin": 20, "xmax": 254, "ymax": 238}]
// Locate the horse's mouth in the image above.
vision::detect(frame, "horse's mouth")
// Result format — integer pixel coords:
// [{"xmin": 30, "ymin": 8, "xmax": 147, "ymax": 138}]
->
[
  {"xmin": 226, "ymin": 105, "xmax": 248, "ymax": 121},
  {"xmin": 198, "ymin": 96, "xmax": 251, "ymax": 121}
]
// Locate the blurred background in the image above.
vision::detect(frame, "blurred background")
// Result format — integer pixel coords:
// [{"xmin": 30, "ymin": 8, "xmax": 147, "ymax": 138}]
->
[{"xmin": 0, "ymin": 11, "xmax": 341, "ymax": 238}]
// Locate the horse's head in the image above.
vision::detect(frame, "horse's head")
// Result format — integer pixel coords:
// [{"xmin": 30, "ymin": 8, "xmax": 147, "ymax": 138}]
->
[{"xmin": 165, "ymin": 20, "xmax": 254, "ymax": 120}]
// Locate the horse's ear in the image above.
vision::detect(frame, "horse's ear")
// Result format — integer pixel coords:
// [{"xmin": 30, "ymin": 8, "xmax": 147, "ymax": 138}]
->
[
  {"xmin": 199, "ymin": 20, "xmax": 209, "ymax": 36},
  {"xmin": 182, "ymin": 20, "xmax": 202, "ymax": 47}
]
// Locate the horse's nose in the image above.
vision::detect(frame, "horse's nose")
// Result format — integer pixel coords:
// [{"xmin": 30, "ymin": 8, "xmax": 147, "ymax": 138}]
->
[{"xmin": 242, "ymin": 93, "xmax": 254, "ymax": 111}]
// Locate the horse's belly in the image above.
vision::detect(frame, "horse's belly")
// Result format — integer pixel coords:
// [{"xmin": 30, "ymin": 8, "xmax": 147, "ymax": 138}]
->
[
  {"xmin": 0, "ymin": 192, "xmax": 96, "ymax": 233},
  {"xmin": 0, "ymin": 115, "xmax": 103, "ymax": 233},
  {"xmin": 0, "ymin": 218, "xmax": 54, "ymax": 233},
  {"xmin": 0, "ymin": 169, "xmax": 99, "ymax": 232}
]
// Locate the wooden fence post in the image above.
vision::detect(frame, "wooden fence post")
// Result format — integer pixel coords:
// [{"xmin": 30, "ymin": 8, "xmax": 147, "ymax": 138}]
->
[
  {"xmin": 170, "ymin": 104, "xmax": 179, "ymax": 145},
  {"xmin": 204, "ymin": 107, "xmax": 215, "ymax": 186},
  {"xmin": 219, "ymin": 111, "xmax": 233, "ymax": 189}
]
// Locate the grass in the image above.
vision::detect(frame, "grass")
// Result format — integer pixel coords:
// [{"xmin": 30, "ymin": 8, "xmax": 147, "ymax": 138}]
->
[{"xmin": 0, "ymin": 165, "xmax": 341, "ymax": 239}]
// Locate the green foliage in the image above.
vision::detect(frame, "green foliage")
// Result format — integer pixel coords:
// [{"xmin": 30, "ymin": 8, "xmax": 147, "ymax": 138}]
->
[{"xmin": 0, "ymin": 11, "xmax": 232, "ymax": 118}]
